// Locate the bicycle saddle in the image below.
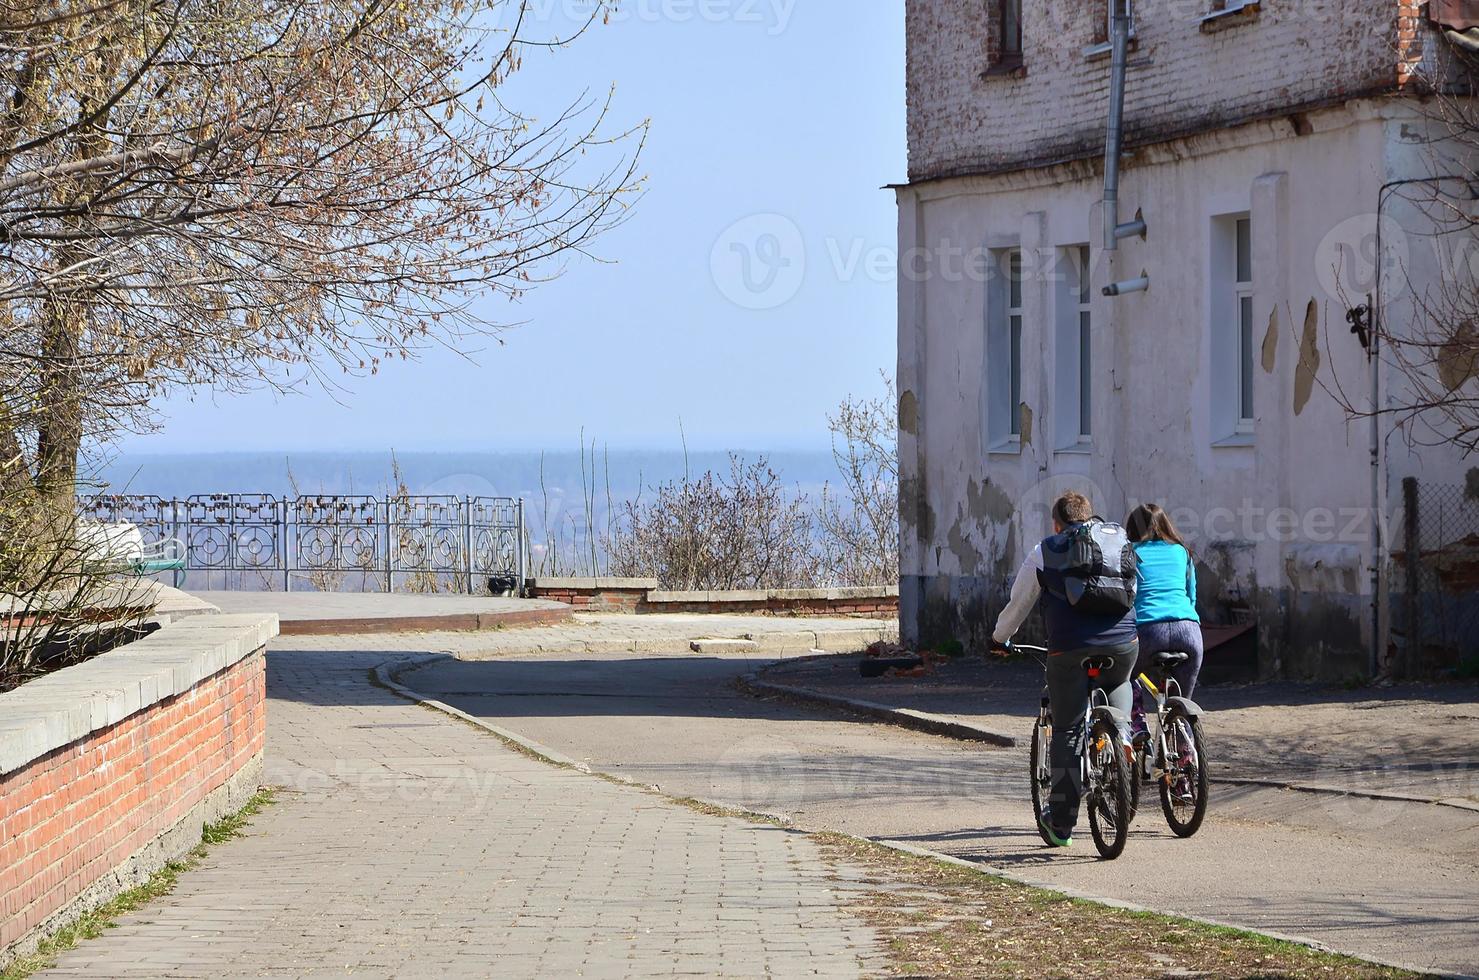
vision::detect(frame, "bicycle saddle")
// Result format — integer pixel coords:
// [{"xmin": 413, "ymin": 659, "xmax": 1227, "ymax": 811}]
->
[{"xmin": 1153, "ymin": 651, "xmax": 1190, "ymax": 666}]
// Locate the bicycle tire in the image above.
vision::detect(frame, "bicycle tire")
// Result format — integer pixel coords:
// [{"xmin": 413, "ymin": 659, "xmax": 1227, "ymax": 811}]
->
[
  {"xmin": 1029, "ymin": 716, "xmax": 1054, "ymax": 845},
  {"xmin": 1128, "ymin": 739, "xmax": 1143, "ymax": 818},
  {"xmin": 1159, "ymin": 709, "xmax": 1209, "ymax": 837},
  {"xmin": 1087, "ymin": 718, "xmax": 1132, "ymax": 859}
]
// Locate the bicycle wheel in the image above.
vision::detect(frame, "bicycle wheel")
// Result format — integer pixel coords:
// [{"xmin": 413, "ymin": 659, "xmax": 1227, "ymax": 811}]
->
[
  {"xmin": 1087, "ymin": 718, "xmax": 1132, "ymax": 859},
  {"xmin": 1159, "ymin": 709, "xmax": 1209, "ymax": 838},
  {"xmin": 1029, "ymin": 716, "xmax": 1053, "ymax": 845},
  {"xmin": 1128, "ymin": 737, "xmax": 1143, "ymax": 818}
]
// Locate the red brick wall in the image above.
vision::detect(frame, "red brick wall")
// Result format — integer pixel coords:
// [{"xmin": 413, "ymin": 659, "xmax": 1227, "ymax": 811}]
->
[
  {"xmin": 528, "ymin": 585, "xmax": 899, "ymax": 618},
  {"xmin": 0, "ymin": 650, "xmax": 266, "ymax": 951},
  {"xmin": 528, "ymin": 588, "xmax": 648, "ymax": 613}
]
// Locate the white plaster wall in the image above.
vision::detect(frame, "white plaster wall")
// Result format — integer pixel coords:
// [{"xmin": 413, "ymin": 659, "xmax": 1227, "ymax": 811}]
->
[{"xmin": 896, "ymin": 99, "xmax": 1463, "ymax": 670}]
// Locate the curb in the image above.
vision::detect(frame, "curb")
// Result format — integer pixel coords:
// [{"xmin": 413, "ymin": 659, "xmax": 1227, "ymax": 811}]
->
[
  {"xmin": 370, "ymin": 656, "xmax": 594, "ymax": 773},
  {"xmin": 741, "ymin": 666, "xmax": 1479, "ymax": 816},
  {"xmin": 376, "ymin": 657, "xmax": 1443, "ymax": 979},
  {"xmin": 736, "ymin": 671, "xmax": 1018, "ymax": 748},
  {"xmin": 281, "ymin": 606, "xmax": 573, "ymax": 637}
]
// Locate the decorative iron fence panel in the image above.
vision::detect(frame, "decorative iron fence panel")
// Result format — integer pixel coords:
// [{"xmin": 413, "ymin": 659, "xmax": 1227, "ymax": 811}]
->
[
  {"xmin": 1393, "ymin": 478, "xmax": 1479, "ymax": 676},
  {"xmin": 77, "ymin": 494, "xmax": 524, "ymax": 594}
]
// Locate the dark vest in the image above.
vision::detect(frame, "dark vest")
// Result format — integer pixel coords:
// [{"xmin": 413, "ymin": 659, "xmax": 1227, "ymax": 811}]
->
[{"xmin": 1038, "ymin": 527, "xmax": 1139, "ymax": 651}]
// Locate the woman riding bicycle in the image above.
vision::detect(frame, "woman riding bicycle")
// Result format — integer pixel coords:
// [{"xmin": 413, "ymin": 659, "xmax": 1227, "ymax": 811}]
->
[{"xmin": 1124, "ymin": 504, "xmax": 1202, "ymax": 747}]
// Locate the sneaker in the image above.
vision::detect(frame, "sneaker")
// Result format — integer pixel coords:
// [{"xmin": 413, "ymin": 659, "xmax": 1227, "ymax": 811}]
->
[{"xmin": 1038, "ymin": 807, "xmax": 1072, "ymax": 848}]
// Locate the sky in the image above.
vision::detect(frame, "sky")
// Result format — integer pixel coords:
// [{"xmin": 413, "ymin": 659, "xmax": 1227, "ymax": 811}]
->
[{"xmin": 119, "ymin": 0, "xmax": 906, "ymax": 455}]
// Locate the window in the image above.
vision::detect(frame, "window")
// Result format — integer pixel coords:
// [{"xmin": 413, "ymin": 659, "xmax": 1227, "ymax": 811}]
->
[
  {"xmin": 1235, "ymin": 217, "xmax": 1254, "ymax": 430},
  {"xmin": 1054, "ymin": 246, "xmax": 1093, "ymax": 449},
  {"xmin": 986, "ymin": 246, "xmax": 1024, "ymax": 450},
  {"xmin": 1202, "ymin": 0, "xmax": 1260, "ymax": 30},
  {"xmin": 1009, "ymin": 249, "xmax": 1023, "ymax": 435},
  {"xmin": 1087, "ymin": 0, "xmax": 1135, "ymax": 55},
  {"xmin": 1076, "ymin": 248, "xmax": 1093, "ymax": 439},
  {"xmin": 998, "ymin": 0, "xmax": 1022, "ymax": 65},
  {"xmin": 1210, "ymin": 212, "xmax": 1254, "ymax": 443}
]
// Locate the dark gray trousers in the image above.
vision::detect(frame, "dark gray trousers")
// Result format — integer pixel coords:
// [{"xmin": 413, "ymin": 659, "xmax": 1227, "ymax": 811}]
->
[{"xmin": 1044, "ymin": 641, "xmax": 1138, "ymax": 837}]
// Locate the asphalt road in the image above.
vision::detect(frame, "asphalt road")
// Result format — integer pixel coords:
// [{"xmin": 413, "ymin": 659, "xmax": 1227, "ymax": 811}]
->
[{"xmin": 403, "ymin": 649, "xmax": 1479, "ymax": 977}]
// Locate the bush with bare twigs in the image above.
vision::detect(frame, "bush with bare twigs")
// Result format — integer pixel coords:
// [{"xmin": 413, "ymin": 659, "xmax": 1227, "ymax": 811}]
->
[{"xmin": 609, "ymin": 454, "xmax": 819, "ymax": 591}]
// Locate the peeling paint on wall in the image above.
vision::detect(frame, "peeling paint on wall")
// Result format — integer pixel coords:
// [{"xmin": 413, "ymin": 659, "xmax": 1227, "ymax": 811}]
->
[
  {"xmin": 899, "ymin": 389, "xmax": 919, "ymax": 436},
  {"xmin": 948, "ymin": 518, "xmax": 984, "ymax": 575},
  {"xmin": 1019, "ymin": 403, "xmax": 1034, "ymax": 446},
  {"xmin": 967, "ymin": 477, "xmax": 1016, "ymax": 524},
  {"xmin": 1261, "ymin": 307, "xmax": 1279, "ymax": 373},
  {"xmin": 899, "ymin": 475, "xmax": 936, "ymax": 543},
  {"xmin": 1293, "ymin": 299, "xmax": 1321, "ymax": 416},
  {"xmin": 1437, "ymin": 321, "xmax": 1479, "ymax": 392}
]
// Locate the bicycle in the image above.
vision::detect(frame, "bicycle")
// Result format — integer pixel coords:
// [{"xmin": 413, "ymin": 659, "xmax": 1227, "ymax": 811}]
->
[
  {"xmin": 1128, "ymin": 651, "xmax": 1209, "ymax": 837},
  {"xmin": 1010, "ymin": 643, "xmax": 1135, "ymax": 859}
]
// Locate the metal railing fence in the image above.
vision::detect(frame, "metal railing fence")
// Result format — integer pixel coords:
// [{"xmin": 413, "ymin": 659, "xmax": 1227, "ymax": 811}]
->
[{"xmin": 77, "ymin": 493, "xmax": 526, "ymax": 594}]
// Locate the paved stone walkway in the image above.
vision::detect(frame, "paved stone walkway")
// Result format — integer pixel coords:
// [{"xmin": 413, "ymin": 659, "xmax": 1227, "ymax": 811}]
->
[
  {"xmin": 762, "ymin": 654, "xmax": 1479, "ymax": 804},
  {"xmin": 37, "ymin": 630, "xmax": 889, "ymax": 979}
]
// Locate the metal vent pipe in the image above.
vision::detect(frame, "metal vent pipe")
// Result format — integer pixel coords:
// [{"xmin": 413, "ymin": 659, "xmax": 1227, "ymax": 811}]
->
[{"xmin": 1103, "ymin": 0, "xmax": 1132, "ymax": 252}]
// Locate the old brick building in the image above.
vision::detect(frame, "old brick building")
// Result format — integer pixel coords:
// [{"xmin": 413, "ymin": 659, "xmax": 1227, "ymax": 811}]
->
[{"xmin": 897, "ymin": 0, "xmax": 1476, "ymax": 677}]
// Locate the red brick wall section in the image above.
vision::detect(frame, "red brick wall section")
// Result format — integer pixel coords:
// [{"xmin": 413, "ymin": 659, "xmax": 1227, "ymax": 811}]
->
[
  {"xmin": 529, "ymin": 584, "xmax": 900, "ymax": 618},
  {"xmin": 0, "ymin": 650, "xmax": 266, "ymax": 951}
]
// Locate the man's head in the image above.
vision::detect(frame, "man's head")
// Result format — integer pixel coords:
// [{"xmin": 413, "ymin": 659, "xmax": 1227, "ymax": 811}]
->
[{"xmin": 1051, "ymin": 491, "xmax": 1093, "ymax": 533}]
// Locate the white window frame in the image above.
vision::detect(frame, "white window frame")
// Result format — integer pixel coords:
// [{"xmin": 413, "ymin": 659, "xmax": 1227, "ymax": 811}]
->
[
  {"xmin": 1054, "ymin": 245, "xmax": 1093, "ymax": 451},
  {"xmin": 1210, "ymin": 211, "xmax": 1254, "ymax": 445},
  {"xmin": 1234, "ymin": 217, "xmax": 1254, "ymax": 434},
  {"xmin": 986, "ymin": 246, "xmax": 1024, "ymax": 453}
]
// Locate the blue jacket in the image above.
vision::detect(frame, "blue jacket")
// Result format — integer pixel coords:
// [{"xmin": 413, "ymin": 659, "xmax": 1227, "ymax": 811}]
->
[{"xmin": 1133, "ymin": 541, "xmax": 1199, "ymax": 625}]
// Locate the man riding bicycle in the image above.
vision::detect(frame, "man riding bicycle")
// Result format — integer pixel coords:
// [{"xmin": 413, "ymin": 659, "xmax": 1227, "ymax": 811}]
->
[{"xmin": 990, "ymin": 491, "xmax": 1139, "ymax": 848}]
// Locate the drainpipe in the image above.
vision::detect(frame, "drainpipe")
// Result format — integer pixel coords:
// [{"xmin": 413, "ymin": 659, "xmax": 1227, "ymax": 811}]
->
[
  {"xmin": 1101, "ymin": 0, "xmax": 1148, "ymax": 298},
  {"xmin": 1102, "ymin": 0, "xmax": 1132, "ymax": 253},
  {"xmin": 1370, "ymin": 293, "xmax": 1384, "ymax": 680}
]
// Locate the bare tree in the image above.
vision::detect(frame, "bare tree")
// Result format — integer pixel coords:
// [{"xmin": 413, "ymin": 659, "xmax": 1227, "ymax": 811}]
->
[
  {"xmin": 0, "ymin": 0, "xmax": 644, "ymax": 510},
  {"xmin": 1319, "ymin": 28, "xmax": 1479, "ymax": 453},
  {"xmin": 816, "ymin": 375, "xmax": 899, "ymax": 587}
]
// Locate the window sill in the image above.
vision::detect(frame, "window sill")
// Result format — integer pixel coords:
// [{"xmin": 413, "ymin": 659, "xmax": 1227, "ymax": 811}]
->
[
  {"xmin": 1054, "ymin": 441, "xmax": 1093, "ymax": 455},
  {"xmin": 981, "ymin": 59, "xmax": 1027, "ymax": 80},
  {"xmin": 1211, "ymin": 432, "xmax": 1255, "ymax": 449},
  {"xmin": 1082, "ymin": 37, "xmax": 1139, "ymax": 61},
  {"xmin": 987, "ymin": 436, "xmax": 1023, "ymax": 456},
  {"xmin": 1200, "ymin": 2, "xmax": 1260, "ymax": 33}
]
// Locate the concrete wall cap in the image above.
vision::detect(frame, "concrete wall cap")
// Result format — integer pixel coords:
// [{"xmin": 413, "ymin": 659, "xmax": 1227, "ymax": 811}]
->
[
  {"xmin": 0, "ymin": 613, "xmax": 278, "ymax": 776},
  {"xmin": 525, "ymin": 577, "xmax": 659, "ymax": 590}
]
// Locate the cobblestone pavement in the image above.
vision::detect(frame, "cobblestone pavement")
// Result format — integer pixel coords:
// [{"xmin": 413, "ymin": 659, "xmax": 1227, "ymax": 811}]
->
[
  {"xmin": 402, "ymin": 642, "xmax": 1479, "ymax": 977},
  {"xmin": 760, "ymin": 654, "xmax": 1479, "ymax": 803},
  {"xmin": 36, "ymin": 623, "xmax": 892, "ymax": 979}
]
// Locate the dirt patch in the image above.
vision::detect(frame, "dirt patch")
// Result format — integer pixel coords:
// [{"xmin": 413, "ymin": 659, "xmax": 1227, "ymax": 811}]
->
[{"xmin": 815, "ymin": 832, "xmax": 1419, "ymax": 980}]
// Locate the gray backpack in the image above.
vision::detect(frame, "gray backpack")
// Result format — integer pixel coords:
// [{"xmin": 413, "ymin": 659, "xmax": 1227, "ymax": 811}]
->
[{"xmin": 1037, "ymin": 518, "xmax": 1138, "ymax": 617}]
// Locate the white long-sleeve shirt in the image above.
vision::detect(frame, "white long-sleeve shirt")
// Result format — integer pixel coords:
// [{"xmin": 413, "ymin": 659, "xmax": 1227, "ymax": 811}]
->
[{"xmin": 992, "ymin": 543, "xmax": 1044, "ymax": 645}]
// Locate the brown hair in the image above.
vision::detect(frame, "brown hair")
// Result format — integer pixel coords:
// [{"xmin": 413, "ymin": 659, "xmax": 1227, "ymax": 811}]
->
[
  {"xmin": 1051, "ymin": 491, "xmax": 1093, "ymax": 527},
  {"xmin": 1125, "ymin": 503, "xmax": 1187, "ymax": 548}
]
